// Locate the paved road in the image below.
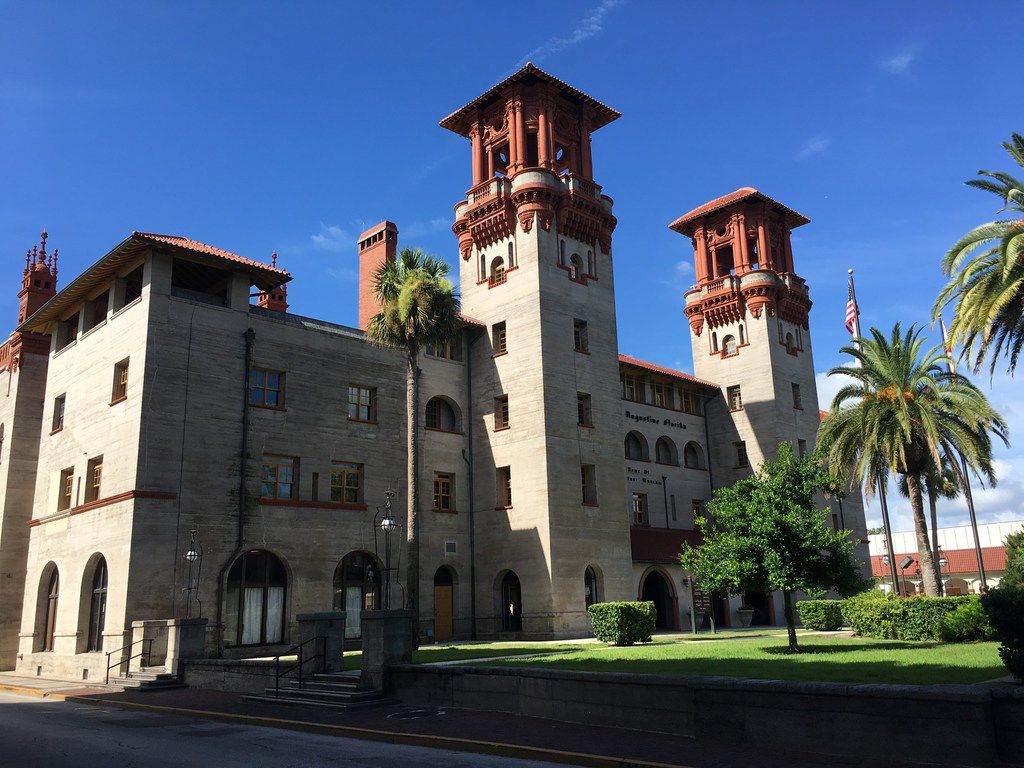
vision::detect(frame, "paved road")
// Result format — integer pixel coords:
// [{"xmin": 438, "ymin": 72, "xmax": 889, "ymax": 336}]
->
[{"xmin": 0, "ymin": 692, "xmax": 566, "ymax": 768}]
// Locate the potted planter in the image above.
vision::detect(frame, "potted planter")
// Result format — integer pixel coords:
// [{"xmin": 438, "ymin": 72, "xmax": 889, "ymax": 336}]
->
[{"xmin": 737, "ymin": 605, "xmax": 755, "ymax": 628}]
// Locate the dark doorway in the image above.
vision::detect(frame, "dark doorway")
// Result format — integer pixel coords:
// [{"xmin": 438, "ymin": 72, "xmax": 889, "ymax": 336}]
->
[
  {"xmin": 433, "ymin": 567, "xmax": 455, "ymax": 642},
  {"xmin": 743, "ymin": 590, "xmax": 773, "ymax": 626},
  {"xmin": 500, "ymin": 571, "xmax": 522, "ymax": 632},
  {"xmin": 641, "ymin": 570, "xmax": 675, "ymax": 630}
]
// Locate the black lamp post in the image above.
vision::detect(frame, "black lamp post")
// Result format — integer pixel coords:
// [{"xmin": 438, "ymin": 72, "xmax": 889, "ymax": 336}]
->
[
  {"xmin": 898, "ymin": 556, "xmax": 915, "ymax": 596},
  {"xmin": 373, "ymin": 490, "xmax": 401, "ymax": 611},
  {"xmin": 182, "ymin": 528, "xmax": 203, "ymax": 619}
]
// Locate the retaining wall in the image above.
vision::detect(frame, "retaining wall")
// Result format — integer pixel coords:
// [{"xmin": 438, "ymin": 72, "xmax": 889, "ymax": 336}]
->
[{"xmin": 181, "ymin": 659, "xmax": 279, "ymax": 694}]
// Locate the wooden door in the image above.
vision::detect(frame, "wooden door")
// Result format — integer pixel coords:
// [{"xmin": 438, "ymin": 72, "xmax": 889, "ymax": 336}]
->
[{"xmin": 434, "ymin": 585, "xmax": 453, "ymax": 641}]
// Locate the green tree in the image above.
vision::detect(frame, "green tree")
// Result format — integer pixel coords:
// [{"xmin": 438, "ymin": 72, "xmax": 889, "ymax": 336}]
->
[
  {"xmin": 366, "ymin": 248, "xmax": 460, "ymax": 622},
  {"xmin": 680, "ymin": 442, "xmax": 867, "ymax": 652},
  {"xmin": 1002, "ymin": 530, "xmax": 1024, "ymax": 590},
  {"xmin": 818, "ymin": 324, "xmax": 1007, "ymax": 597},
  {"xmin": 934, "ymin": 133, "xmax": 1024, "ymax": 375}
]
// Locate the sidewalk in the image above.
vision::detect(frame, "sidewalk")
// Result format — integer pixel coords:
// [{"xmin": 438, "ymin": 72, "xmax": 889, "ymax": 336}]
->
[
  {"xmin": 57, "ymin": 686, "xmax": 911, "ymax": 768},
  {"xmin": 0, "ymin": 671, "xmax": 109, "ymax": 699}
]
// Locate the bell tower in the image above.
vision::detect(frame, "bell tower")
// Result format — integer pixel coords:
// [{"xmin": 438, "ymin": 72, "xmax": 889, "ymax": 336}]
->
[
  {"xmin": 670, "ymin": 189, "xmax": 821, "ymax": 485},
  {"xmin": 441, "ymin": 64, "xmax": 632, "ymax": 638},
  {"xmin": 18, "ymin": 231, "xmax": 58, "ymax": 327}
]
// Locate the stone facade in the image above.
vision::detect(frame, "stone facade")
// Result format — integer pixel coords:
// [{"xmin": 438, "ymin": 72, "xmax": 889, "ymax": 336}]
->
[{"xmin": 0, "ymin": 64, "xmax": 866, "ymax": 677}]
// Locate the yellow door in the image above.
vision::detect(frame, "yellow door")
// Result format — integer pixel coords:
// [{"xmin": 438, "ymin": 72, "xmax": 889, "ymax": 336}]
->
[{"xmin": 434, "ymin": 585, "xmax": 453, "ymax": 641}]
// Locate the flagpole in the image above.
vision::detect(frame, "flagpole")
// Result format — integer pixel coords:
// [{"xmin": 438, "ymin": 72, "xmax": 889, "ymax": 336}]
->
[
  {"xmin": 939, "ymin": 316, "xmax": 988, "ymax": 591},
  {"xmin": 848, "ymin": 269, "xmax": 901, "ymax": 594}
]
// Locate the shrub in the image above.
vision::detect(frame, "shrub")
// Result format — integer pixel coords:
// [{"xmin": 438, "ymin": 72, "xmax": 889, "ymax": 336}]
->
[
  {"xmin": 842, "ymin": 590, "xmax": 977, "ymax": 640},
  {"xmin": 981, "ymin": 586, "xmax": 1024, "ymax": 680},
  {"xmin": 796, "ymin": 599, "xmax": 844, "ymax": 631},
  {"xmin": 587, "ymin": 601, "xmax": 656, "ymax": 645},
  {"xmin": 936, "ymin": 600, "xmax": 993, "ymax": 642}
]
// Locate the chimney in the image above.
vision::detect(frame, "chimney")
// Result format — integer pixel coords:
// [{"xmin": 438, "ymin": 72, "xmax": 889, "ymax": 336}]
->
[
  {"xmin": 357, "ymin": 221, "xmax": 398, "ymax": 330},
  {"xmin": 256, "ymin": 252, "xmax": 289, "ymax": 312}
]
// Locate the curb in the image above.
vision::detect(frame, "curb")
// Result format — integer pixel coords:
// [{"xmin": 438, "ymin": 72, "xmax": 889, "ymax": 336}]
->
[
  {"xmin": 65, "ymin": 695, "xmax": 691, "ymax": 768},
  {"xmin": 0, "ymin": 684, "xmax": 67, "ymax": 700}
]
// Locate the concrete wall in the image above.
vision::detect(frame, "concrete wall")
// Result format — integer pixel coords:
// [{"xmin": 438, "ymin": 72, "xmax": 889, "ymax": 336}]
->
[{"xmin": 390, "ymin": 664, "xmax": 1024, "ymax": 767}]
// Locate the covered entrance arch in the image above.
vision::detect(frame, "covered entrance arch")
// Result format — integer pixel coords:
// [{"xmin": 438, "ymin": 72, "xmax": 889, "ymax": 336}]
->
[
  {"xmin": 333, "ymin": 551, "xmax": 381, "ymax": 639},
  {"xmin": 499, "ymin": 571, "xmax": 522, "ymax": 632},
  {"xmin": 640, "ymin": 568, "xmax": 677, "ymax": 630}
]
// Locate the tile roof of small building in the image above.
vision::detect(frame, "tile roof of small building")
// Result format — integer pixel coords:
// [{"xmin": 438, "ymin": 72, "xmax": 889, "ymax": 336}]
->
[
  {"xmin": 870, "ymin": 546, "xmax": 1007, "ymax": 578},
  {"xmin": 440, "ymin": 62, "xmax": 621, "ymax": 137},
  {"xmin": 132, "ymin": 232, "xmax": 290, "ymax": 278},
  {"xmin": 618, "ymin": 353, "xmax": 719, "ymax": 389},
  {"xmin": 668, "ymin": 187, "xmax": 810, "ymax": 233}
]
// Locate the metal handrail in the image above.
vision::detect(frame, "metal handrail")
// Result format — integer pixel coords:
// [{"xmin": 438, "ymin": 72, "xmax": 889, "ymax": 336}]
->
[
  {"xmin": 273, "ymin": 635, "xmax": 326, "ymax": 697},
  {"xmin": 105, "ymin": 637, "xmax": 153, "ymax": 685}
]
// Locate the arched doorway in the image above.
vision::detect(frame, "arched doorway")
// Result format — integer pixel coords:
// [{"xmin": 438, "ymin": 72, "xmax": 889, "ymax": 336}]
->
[
  {"xmin": 499, "ymin": 571, "xmax": 522, "ymax": 632},
  {"xmin": 334, "ymin": 551, "xmax": 381, "ymax": 639},
  {"xmin": 86, "ymin": 557, "xmax": 108, "ymax": 652},
  {"xmin": 584, "ymin": 566, "xmax": 600, "ymax": 609},
  {"xmin": 433, "ymin": 567, "xmax": 455, "ymax": 642},
  {"xmin": 640, "ymin": 569, "xmax": 676, "ymax": 630},
  {"xmin": 743, "ymin": 591, "xmax": 773, "ymax": 626},
  {"xmin": 225, "ymin": 550, "xmax": 287, "ymax": 646},
  {"xmin": 36, "ymin": 564, "xmax": 59, "ymax": 652}
]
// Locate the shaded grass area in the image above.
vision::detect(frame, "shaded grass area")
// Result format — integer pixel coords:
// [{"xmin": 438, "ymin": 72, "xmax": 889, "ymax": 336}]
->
[{"xmin": 472, "ymin": 636, "xmax": 1005, "ymax": 685}]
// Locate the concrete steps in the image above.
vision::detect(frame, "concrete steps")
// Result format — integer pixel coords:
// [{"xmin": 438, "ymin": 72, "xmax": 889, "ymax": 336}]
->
[
  {"xmin": 242, "ymin": 672, "xmax": 394, "ymax": 712},
  {"xmin": 109, "ymin": 667, "xmax": 184, "ymax": 691}
]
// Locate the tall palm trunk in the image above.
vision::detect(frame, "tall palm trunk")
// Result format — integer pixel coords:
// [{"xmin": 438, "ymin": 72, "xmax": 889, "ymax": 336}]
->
[
  {"xmin": 905, "ymin": 474, "xmax": 941, "ymax": 596},
  {"xmin": 928, "ymin": 487, "xmax": 944, "ymax": 596},
  {"xmin": 405, "ymin": 348, "xmax": 420, "ymax": 635}
]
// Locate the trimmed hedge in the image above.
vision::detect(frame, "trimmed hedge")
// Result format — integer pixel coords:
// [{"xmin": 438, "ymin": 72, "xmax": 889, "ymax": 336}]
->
[
  {"xmin": 981, "ymin": 586, "xmax": 1024, "ymax": 680},
  {"xmin": 588, "ymin": 601, "xmax": 656, "ymax": 645},
  {"xmin": 842, "ymin": 591, "xmax": 978, "ymax": 641},
  {"xmin": 936, "ymin": 600, "xmax": 993, "ymax": 642},
  {"xmin": 796, "ymin": 599, "xmax": 844, "ymax": 631}
]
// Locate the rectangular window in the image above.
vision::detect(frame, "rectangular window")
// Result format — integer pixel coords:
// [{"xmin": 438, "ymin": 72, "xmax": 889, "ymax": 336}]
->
[
  {"xmin": 84, "ymin": 291, "xmax": 109, "ymax": 332},
  {"xmin": 260, "ymin": 454, "xmax": 297, "ymax": 499},
  {"xmin": 727, "ymin": 385, "xmax": 743, "ymax": 411},
  {"xmin": 492, "ymin": 322, "xmax": 507, "ymax": 355},
  {"xmin": 581, "ymin": 464, "xmax": 597, "ymax": 505},
  {"xmin": 85, "ymin": 456, "xmax": 103, "ymax": 503},
  {"xmin": 330, "ymin": 462, "xmax": 363, "ymax": 505},
  {"xmin": 347, "ymin": 385, "xmax": 376, "ymax": 422},
  {"xmin": 734, "ymin": 441, "xmax": 749, "ymax": 468},
  {"xmin": 111, "ymin": 359, "xmax": 129, "ymax": 403},
  {"xmin": 691, "ymin": 499, "xmax": 705, "ymax": 521},
  {"xmin": 798, "ymin": 439, "xmax": 807, "ymax": 458},
  {"xmin": 652, "ymin": 382, "xmax": 675, "ymax": 409},
  {"xmin": 621, "ymin": 373, "xmax": 644, "ymax": 403},
  {"xmin": 576, "ymin": 392, "xmax": 593, "ymax": 427},
  {"xmin": 52, "ymin": 394, "xmax": 66, "ymax": 433},
  {"xmin": 434, "ymin": 472, "xmax": 455, "ymax": 512},
  {"xmin": 58, "ymin": 467, "xmax": 74, "ymax": 511},
  {"xmin": 311, "ymin": 472, "xmax": 320, "ymax": 502},
  {"xmin": 249, "ymin": 368, "xmax": 285, "ymax": 408},
  {"xmin": 670, "ymin": 494, "xmax": 677, "ymax": 522},
  {"xmin": 496, "ymin": 466, "xmax": 512, "ymax": 508},
  {"xmin": 122, "ymin": 264, "xmax": 144, "ymax": 306},
  {"xmin": 429, "ymin": 340, "xmax": 462, "ymax": 361},
  {"xmin": 56, "ymin": 313, "xmax": 79, "ymax": 351},
  {"xmin": 494, "ymin": 395, "xmax": 510, "ymax": 430},
  {"xmin": 632, "ymin": 492, "xmax": 648, "ymax": 525},
  {"xmin": 791, "ymin": 383, "xmax": 802, "ymax": 410},
  {"xmin": 573, "ymin": 319, "xmax": 589, "ymax": 353},
  {"xmin": 680, "ymin": 388, "xmax": 700, "ymax": 416}
]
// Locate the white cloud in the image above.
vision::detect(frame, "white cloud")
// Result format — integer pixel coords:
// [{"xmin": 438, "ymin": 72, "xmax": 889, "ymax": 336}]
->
[
  {"xmin": 814, "ymin": 363, "xmax": 856, "ymax": 411},
  {"xmin": 310, "ymin": 223, "xmax": 354, "ymax": 252},
  {"xmin": 516, "ymin": 0, "xmax": 624, "ymax": 67},
  {"xmin": 796, "ymin": 135, "xmax": 831, "ymax": 161},
  {"xmin": 880, "ymin": 47, "xmax": 918, "ymax": 75}
]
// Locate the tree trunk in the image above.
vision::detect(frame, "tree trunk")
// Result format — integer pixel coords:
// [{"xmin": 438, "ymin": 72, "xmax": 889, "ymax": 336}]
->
[
  {"xmin": 782, "ymin": 589, "xmax": 799, "ymax": 653},
  {"xmin": 405, "ymin": 349, "xmax": 420, "ymax": 639},
  {"xmin": 905, "ymin": 474, "xmax": 941, "ymax": 597},
  {"xmin": 928, "ymin": 487, "xmax": 943, "ymax": 596}
]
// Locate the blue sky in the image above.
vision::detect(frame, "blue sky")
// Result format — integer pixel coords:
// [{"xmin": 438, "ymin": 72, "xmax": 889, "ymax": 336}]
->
[{"xmin": 1, "ymin": 1, "xmax": 1020, "ymax": 531}]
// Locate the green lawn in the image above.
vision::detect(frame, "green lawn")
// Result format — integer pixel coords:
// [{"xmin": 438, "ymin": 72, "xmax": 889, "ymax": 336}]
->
[
  {"xmin": 471, "ymin": 635, "xmax": 1005, "ymax": 686},
  {"xmin": 341, "ymin": 641, "xmax": 595, "ymax": 670}
]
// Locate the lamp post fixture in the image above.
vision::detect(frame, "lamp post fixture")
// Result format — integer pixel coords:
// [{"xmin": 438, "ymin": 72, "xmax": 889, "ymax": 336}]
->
[
  {"xmin": 898, "ymin": 556, "xmax": 915, "ymax": 597},
  {"xmin": 182, "ymin": 528, "xmax": 203, "ymax": 619},
  {"xmin": 937, "ymin": 547, "xmax": 948, "ymax": 596},
  {"xmin": 373, "ymin": 490, "xmax": 402, "ymax": 611}
]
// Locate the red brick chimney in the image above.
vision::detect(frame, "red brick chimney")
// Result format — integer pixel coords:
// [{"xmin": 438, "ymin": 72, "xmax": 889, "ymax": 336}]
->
[
  {"xmin": 357, "ymin": 221, "xmax": 398, "ymax": 330},
  {"xmin": 256, "ymin": 252, "xmax": 289, "ymax": 312}
]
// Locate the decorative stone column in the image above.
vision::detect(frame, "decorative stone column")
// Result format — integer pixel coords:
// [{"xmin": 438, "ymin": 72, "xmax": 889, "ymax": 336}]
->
[
  {"xmin": 358, "ymin": 609, "xmax": 416, "ymax": 692},
  {"xmin": 296, "ymin": 611, "xmax": 347, "ymax": 674}
]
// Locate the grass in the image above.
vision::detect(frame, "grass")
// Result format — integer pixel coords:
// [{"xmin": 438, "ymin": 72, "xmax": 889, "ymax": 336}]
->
[
  {"xmin": 340, "ymin": 640, "xmax": 596, "ymax": 670},
  {"xmin": 471, "ymin": 635, "xmax": 1006, "ymax": 686}
]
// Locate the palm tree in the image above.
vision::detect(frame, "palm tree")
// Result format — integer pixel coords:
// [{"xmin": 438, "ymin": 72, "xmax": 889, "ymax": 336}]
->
[
  {"xmin": 934, "ymin": 133, "xmax": 1024, "ymax": 374},
  {"xmin": 897, "ymin": 458, "xmax": 959, "ymax": 595},
  {"xmin": 366, "ymin": 248, "xmax": 460, "ymax": 622},
  {"xmin": 818, "ymin": 324, "xmax": 1007, "ymax": 597}
]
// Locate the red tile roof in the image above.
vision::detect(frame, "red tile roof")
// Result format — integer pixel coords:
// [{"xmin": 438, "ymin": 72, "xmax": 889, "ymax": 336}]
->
[
  {"xmin": 668, "ymin": 188, "xmax": 810, "ymax": 233},
  {"xmin": 819, "ymin": 409, "xmax": 829, "ymax": 422},
  {"xmin": 618, "ymin": 354, "xmax": 719, "ymax": 389},
  {"xmin": 133, "ymin": 232, "xmax": 290, "ymax": 278},
  {"xmin": 440, "ymin": 63, "xmax": 621, "ymax": 137},
  {"xmin": 457, "ymin": 311, "xmax": 485, "ymax": 327},
  {"xmin": 630, "ymin": 525, "xmax": 703, "ymax": 563},
  {"xmin": 870, "ymin": 546, "xmax": 1007, "ymax": 578}
]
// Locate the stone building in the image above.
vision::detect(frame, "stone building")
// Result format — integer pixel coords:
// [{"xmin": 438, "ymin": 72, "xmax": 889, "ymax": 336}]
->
[{"xmin": 0, "ymin": 64, "xmax": 866, "ymax": 679}]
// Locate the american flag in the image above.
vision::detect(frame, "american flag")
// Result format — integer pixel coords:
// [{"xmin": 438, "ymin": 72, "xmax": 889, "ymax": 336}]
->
[{"xmin": 844, "ymin": 276, "xmax": 859, "ymax": 335}]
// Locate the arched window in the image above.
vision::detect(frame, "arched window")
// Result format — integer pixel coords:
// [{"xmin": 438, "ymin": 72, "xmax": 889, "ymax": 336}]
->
[
  {"xmin": 507, "ymin": 241, "xmax": 515, "ymax": 269},
  {"xmin": 333, "ymin": 551, "xmax": 381, "ymax": 639},
  {"xmin": 500, "ymin": 571, "xmax": 522, "ymax": 632},
  {"xmin": 584, "ymin": 565, "xmax": 600, "ymax": 609},
  {"xmin": 490, "ymin": 256, "xmax": 506, "ymax": 286},
  {"xmin": 87, "ymin": 557, "xmax": 107, "ymax": 652},
  {"xmin": 655, "ymin": 437, "xmax": 679, "ymax": 466},
  {"xmin": 785, "ymin": 332, "xmax": 795, "ymax": 351},
  {"xmin": 426, "ymin": 397, "xmax": 460, "ymax": 432},
  {"xmin": 738, "ymin": 325, "xmax": 745, "ymax": 345},
  {"xmin": 479, "ymin": 251, "xmax": 486, "ymax": 281},
  {"xmin": 559, "ymin": 240, "xmax": 566, "ymax": 266},
  {"xmin": 683, "ymin": 441, "xmax": 705, "ymax": 469},
  {"xmin": 569, "ymin": 254, "xmax": 583, "ymax": 280},
  {"xmin": 225, "ymin": 550, "xmax": 287, "ymax": 646},
  {"xmin": 38, "ymin": 565, "xmax": 59, "ymax": 652},
  {"xmin": 711, "ymin": 332, "xmax": 718, "ymax": 353},
  {"xmin": 722, "ymin": 335, "xmax": 737, "ymax": 356},
  {"xmin": 624, "ymin": 431, "xmax": 649, "ymax": 461}
]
